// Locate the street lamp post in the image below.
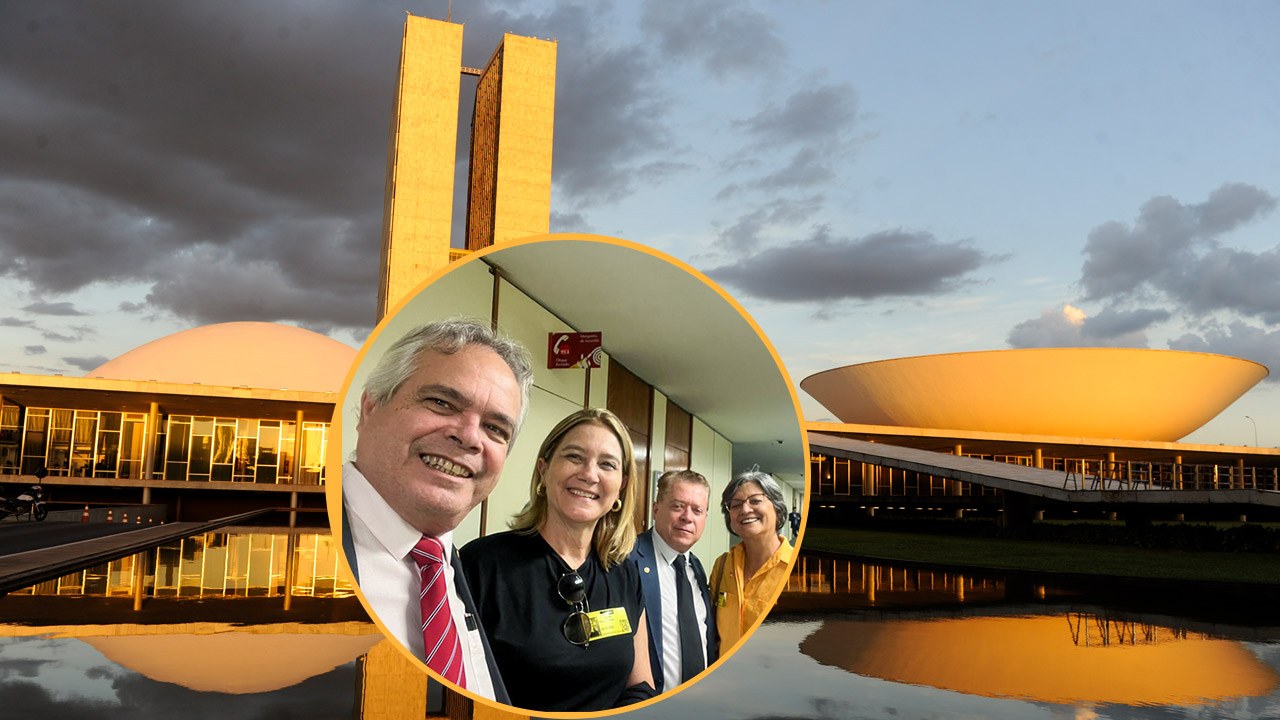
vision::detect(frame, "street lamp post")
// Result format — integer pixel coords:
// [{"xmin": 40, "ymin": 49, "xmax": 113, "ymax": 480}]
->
[{"xmin": 1245, "ymin": 415, "xmax": 1258, "ymax": 447}]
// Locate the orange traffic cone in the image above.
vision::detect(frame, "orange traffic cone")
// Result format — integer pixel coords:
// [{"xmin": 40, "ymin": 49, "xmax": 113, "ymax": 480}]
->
[
  {"xmin": 122, "ymin": 512, "xmax": 128, "ymax": 523},
  {"xmin": 81, "ymin": 505, "xmax": 89, "ymax": 523},
  {"xmin": 106, "ymin": 509, "xmax": 113, "ymax": 523},
  {"xmin": 136, "ymin": 515, "xmax": 141, "ymax": 524}
]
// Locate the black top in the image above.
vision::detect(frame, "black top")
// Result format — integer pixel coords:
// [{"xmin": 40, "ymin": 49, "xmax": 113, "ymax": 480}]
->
[{"xmin": 460, "ymin": 530, "xmax": 644, "ymax": 712}]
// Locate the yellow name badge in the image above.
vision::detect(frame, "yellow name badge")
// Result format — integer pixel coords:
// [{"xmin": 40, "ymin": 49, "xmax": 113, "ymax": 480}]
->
[
  {"xmin": 586, "ymin": 607, "xmax": 632, "ymax": 640},
  {"xmin": 716, "ymin": 592, "xmax": 727, "ymax": 607}
]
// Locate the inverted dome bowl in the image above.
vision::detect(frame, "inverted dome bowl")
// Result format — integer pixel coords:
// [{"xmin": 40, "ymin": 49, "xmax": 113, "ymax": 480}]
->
[{"xmin": 800, "ymin": 348, "xmax": 1268, "ymax": 442}]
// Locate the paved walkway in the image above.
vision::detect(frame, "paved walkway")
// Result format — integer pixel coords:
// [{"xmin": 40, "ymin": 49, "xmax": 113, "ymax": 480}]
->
[{"xmin": 0, "ymin": 509, "xmax": 271, "ymax": 594}]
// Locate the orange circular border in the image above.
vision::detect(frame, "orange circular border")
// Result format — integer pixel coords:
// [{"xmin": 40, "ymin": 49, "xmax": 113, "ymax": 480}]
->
[{"xmin": 325, "ymin": 232, "xmax": 812, "ymax": 718}]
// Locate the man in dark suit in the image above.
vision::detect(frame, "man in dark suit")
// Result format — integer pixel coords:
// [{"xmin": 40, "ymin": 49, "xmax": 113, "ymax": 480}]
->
[
  {"xmin": 629, "ymin": 469, "xmax": 718, "ymax": 694},
  {"xmin": 339, "ymin": 319, "xmax": 533, "ymax": 704}
]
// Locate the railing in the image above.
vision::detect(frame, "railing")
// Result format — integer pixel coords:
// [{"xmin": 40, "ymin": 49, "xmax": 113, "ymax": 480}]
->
[{"xmin": 1063, "ymin": 459, "xmax": 1280, "ymax": 491}]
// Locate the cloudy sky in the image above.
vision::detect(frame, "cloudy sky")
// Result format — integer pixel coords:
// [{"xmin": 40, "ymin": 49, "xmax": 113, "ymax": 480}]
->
[{"xmin": 2, "ymin": 0, "xmax": 1279, "ymax": 446}]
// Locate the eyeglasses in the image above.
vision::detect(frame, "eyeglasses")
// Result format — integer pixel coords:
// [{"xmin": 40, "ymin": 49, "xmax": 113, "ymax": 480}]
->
[
  {"xmin": 557, "ymin": 571, "xmax": 592, "ymax": 647},
  {"xmin": 725, "ymin": 493, "xmax": 769, "ymax": 513}
]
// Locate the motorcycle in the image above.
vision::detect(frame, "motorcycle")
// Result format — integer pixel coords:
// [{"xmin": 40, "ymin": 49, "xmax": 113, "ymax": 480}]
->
[{"xmin": 0, "ymin": 484, "xmax": 48, "ymax": 521}]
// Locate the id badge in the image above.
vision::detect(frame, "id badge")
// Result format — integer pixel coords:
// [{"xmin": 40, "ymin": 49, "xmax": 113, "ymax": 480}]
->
[{"xmin": 586, "ymin": 607, "xmax": 632, "ymax": 640}]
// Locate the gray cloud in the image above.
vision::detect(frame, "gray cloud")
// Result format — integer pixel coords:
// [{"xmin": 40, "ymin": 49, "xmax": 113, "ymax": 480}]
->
[
  {"xmin": 1169, "ymin": 321, "xmax": 1280, "ymax": 381},
  {"xmin": 144, "ymin": 244, "xmax": 372, "ymax": 329},
  {"xmin": 62, "ymin": 355, "xmax": 109, "ymax": 371},
  {"xmin": 1081, "ymin": 307, "xmax": 1172, "ymax": 338},
  {"xmin": 706, "ymin": 227, "xmax": 996, "ymax": 302},
  {"xmin": 550, "ymin": 210, "xmax": 593, "ymax": 234},
  {"xmin": 1175, "ymin": 245, "xmax": 1280, "ymax": 323},
  {"xmin": 1, "ymin": 1, "xmax": 681, "ymax": 334},
  {"xmin": 736, "ymin": 83, "xmax": 858, "ymax": 148},
  {"xmin": 1007, "ymin": 305, "xmax": 1166, "ymax": 349},
  {"xmin": 1081, "ymin": 182, "xmax": 1277, "ymax": 301},
  {"xmin": 449, "ymin": 2, "xmax": 683, "ymax": 209},
  {"xmin": 0, "ymin": 317, "xmax": 35, "ymax": 328},
  {"xmin": 717, "ymin": 195, "xmax": 824, "ymax": 253},
  {"xmin": 637, "ymin": 160, "xmax": 696, "ymax": 184},
  {"xmin": 23, "ymin": 345, "xmax": 45, "ymax": 355},
  {"xmin": 549, "ymin": 23, "xmax": 678, "ymax": 206},
  {"xmin": 639, "ymin": 0, "xmax": 787, "ymax": 81},
  {"xmin": 748, "ymin": 147, "xmax": 836, "ymax": 192},
  {"xmin": 21, "ymin": 301, "xmax": 85, "ymax": 316},
  {"xmin": 0, "ymin": 0, "xmax": 395, "ymax": 327},
  {"xmin": 40, "ymin": 330, "xmax": 76, "ymax": 342},
  {"xmin": 1008, "ymin": 183, "xmax": 1280, "ymax": 370},
  {"xmin": 713, "ymin": 82, "xmax": 859, "ymax": 203}
]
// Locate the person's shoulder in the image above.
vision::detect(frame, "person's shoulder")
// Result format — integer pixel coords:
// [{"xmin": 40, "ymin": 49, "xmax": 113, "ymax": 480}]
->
[
  {"xmin": 462, "ymin": 529, "xmax": 520, "ymax": 551},
  {"xmin": 710, "ymin": 549, "xmax": 731, "ymax": 575},
  {"xmin": 627, "ymin": 529, "xmax": 654, "ymax": 562},
  {"xmin": 460, "ymin": 530, "xmax": 541, "ymax": 565},
  {"xmin": 608, "ymin": 550, "xmax": 642, "ymax": 584}
]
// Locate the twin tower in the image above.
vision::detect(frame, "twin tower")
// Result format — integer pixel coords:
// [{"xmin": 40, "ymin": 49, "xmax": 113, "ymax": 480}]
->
[{"xmin": 376, "ymin": 15, "xmax": 557, "ymax": 320}]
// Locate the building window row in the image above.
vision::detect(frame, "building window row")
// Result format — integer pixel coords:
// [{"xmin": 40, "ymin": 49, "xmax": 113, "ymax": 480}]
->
[
  {"xmin": 0, "ymin": 406, "xmax": 327, "ymax": 485},
  {"xmin": 10, "ymin": 531, "xmax": 353, "ymax": 598}
]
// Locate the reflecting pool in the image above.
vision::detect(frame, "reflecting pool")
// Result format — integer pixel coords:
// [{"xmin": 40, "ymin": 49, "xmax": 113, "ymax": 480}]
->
[
  {"xmin": 0, "ymin": 529, "xmax": 395, "ymax": 718},
  {"xmin": 627, "ymin": 553, "xmax": 1280, "ymax": 720}
]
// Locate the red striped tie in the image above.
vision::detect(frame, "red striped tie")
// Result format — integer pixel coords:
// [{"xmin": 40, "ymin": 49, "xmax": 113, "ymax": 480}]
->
[{"xmin": 410, "ymin": 536, "xmax": 467, "ymax": 688}]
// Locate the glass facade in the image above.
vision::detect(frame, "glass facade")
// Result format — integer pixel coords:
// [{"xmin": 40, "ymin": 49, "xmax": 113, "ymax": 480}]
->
[
  {"xmin": 11, "ymin": 531, "xmax": 352, "ymax": 598},
  {"xmin": 0, "ymin": 406, "xmax": 327, "ymax": 485}
]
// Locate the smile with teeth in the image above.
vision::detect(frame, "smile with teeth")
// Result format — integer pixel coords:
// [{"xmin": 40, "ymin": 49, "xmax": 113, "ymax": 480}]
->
[
  {"xmin": 567, "ymin": 488, "xmax": 599, "ymax": 500},
  {"xmin": 421, "ymin": 454, "xmax": 472, "ymax": 478}
]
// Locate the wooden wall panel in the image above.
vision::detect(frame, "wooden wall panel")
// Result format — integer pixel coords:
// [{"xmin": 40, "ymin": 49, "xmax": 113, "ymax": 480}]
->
[{"xmin": 607, "ymin": 361, "xmax": 652, "ymax": 530}]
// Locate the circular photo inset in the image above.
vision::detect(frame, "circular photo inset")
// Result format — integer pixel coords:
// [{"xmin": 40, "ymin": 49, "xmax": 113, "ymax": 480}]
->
[{"xmin": 326, "ymin": 233, "xmax": 808, "ymax": 717}]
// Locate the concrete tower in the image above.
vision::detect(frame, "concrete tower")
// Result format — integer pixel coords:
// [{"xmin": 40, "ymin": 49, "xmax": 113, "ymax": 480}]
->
[{"xmin": 376, "ymin": 16, "xmax": 556, "ymax": 321}]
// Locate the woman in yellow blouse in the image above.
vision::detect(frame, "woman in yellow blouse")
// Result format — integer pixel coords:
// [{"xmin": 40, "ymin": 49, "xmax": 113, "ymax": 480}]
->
[{"xmin": 707, "ymin": 470, "xmax": 794, "ymax": 651}]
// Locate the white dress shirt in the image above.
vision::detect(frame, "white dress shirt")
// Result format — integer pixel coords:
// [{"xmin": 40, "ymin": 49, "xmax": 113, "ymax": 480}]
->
[
  {"xmin": 343, "ymin": 462, "xmax": 495, "ymax": 699},
  {"xmin": 651, "ymin": 530, "xmax": 710, "ymax": 692}
]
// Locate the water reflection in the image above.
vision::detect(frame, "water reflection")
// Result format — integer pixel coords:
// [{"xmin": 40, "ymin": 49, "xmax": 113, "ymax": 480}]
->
[
  {"xmin": 6, "ymin": 529, "xmax": 355, "ymax": 600},
  {"xmin": 0, "ymin": 529, "xmax": 390, "ymax": 717},
  {"xmin": 624, "ymin": 553, "xmax": 1280, "ymax": 720},
  {"xmin": 801, "ymin": 615, "xmax": 1278, "ymax": 706}
]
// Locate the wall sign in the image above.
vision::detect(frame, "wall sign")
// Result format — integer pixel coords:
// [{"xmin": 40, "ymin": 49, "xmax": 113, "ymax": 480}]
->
[{"xmin": 548, "ymin": 332, "xmax": 603, "ymax": 369}]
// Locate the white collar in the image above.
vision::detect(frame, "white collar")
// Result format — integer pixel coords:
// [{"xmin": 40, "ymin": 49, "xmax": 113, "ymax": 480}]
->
[
  {"xmin": 344, "ymin": 461, "xmax": 453, "ymax": 563},
  {"xmin": 651, "ymin": 528, "xmax": 686, "ymax": 567}
]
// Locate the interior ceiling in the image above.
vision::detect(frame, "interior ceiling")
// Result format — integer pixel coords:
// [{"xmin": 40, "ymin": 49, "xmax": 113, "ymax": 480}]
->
[{"xmin": 482, "ymin": 239, "xmax": 805, "ymax": 486}]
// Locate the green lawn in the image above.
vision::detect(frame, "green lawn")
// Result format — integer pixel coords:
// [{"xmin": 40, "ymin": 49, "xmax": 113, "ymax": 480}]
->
[{"xmin": 800, "ymin": 526, "xmax": 1280, "ymax": 585}]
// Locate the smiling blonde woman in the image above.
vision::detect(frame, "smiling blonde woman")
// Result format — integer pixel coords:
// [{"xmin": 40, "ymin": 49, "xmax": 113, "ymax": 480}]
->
[
  {"xmin": 460, "ymin": 408, "xmax": 655, "ymax": 712},
  {"xmin": 707, "ymin": 469, "xmax": 794, "ymax": 651}
]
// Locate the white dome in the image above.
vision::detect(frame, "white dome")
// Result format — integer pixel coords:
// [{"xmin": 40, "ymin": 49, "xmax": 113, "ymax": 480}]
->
[{"xmin": 87, "ymin": 322, "xmax": 357, "ymax": 393}]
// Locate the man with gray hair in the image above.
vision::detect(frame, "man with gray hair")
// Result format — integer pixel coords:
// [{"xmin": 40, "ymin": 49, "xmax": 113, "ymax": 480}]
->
[{"xmin": 341, "ymin": 319, "xmax": 532, "ymax": 703}]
